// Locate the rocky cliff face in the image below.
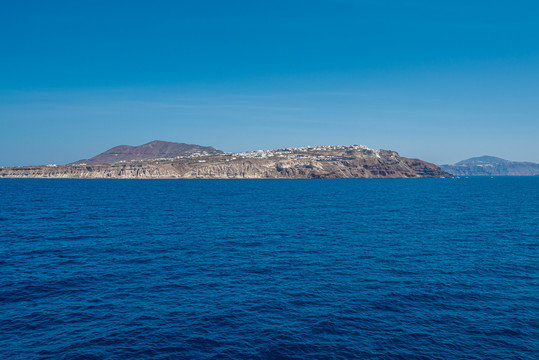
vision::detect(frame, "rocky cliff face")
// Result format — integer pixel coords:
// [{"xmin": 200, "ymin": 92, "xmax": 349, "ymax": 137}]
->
[
  {"xmin": 71, "ymin": 140, "xmax": 223, "ymax": 165},
  {"xmin": 440, "ymin": 156, "xmax": 539, "ymax": 176},
  {"xmin": 1, "ymin": 145, "xmax": 452, "ymax": 179}
]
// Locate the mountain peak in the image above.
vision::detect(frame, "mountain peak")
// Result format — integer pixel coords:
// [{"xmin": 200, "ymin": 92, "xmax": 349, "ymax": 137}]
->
[
  {"xmin": 441, "ymin": 156, "xmax": 539, "ymax": 176},
  {"xmin": 455, "ymin": 156, "xmax": 510, "ymax": 166},
  {"xmin": 144, "ymin": 140, "xmax": 169, "ymax": 146},
  {"xmin": 71, "ymin": 141, "xmax": 223, "ymax": 165}
]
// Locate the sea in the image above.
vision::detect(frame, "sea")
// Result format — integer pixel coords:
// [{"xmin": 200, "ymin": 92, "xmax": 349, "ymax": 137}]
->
[{"xmin": 0, "ymin": 178, "xmax": 537, "ymax": 359}]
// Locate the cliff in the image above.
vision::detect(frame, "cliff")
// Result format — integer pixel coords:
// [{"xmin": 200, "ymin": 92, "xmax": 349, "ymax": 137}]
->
[
  {"xmin": 440, "ymin": 156, "xmax": 539, "ymax": 176},
  {"xmin": 1, "ymin": 145, "xmax": 451, "ymax": 179}
]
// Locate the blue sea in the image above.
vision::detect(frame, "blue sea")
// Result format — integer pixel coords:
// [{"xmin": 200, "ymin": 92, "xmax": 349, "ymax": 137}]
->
[{"xmin": 1, "ymin": 178, "xmax": 538, "ymax": 359}]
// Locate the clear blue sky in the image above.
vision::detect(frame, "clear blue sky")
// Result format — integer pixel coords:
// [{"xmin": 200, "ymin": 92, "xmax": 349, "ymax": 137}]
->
[{"xmin": 1, "ymin": 0, "xmax": 538, "ymax": 166}]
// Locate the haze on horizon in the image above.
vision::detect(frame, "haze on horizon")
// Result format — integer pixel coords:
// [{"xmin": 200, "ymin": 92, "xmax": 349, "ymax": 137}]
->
[{"xmin": 1, "ymin": 0, "xmax": 538, "ymax": 167}]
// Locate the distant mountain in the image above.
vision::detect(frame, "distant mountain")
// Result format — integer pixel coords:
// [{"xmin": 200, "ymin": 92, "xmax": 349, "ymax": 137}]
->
[
  {"xmin": 71, "ymin": 140, "xmax": 223, "ymax": 165},
  {"xmin": 440, "ymin": 156, "xmax": 539, "ymax": 176}
]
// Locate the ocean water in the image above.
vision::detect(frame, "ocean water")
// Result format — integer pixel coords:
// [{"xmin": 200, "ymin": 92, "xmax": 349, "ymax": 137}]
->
[{"xmin": 0, "ymin": 178, "xmax": 537, "ymax": 360}]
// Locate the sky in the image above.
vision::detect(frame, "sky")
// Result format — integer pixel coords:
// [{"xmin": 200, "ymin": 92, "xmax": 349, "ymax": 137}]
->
[{"xmin": 1, "ymin": 0, "xmax": 538, "ymax": 166}]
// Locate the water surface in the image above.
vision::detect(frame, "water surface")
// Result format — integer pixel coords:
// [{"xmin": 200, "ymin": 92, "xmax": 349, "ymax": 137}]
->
[{"xmin": 1, "ymin": 178, "xmax": 538, "ymax": 359}]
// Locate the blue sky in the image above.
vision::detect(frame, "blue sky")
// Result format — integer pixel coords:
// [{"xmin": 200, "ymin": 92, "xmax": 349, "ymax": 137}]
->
[{"xmin": 1, "ymin": 0, "xmax": 538, "ymax": 166}]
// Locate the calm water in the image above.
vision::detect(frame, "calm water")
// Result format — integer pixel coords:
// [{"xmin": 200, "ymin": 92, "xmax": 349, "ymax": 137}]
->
[{"xmin": 1, "ymin": 178, "xmax": 538, "ymax": 359}]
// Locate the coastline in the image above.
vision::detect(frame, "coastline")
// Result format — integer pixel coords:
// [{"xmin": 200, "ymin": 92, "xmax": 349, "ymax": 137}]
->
[{"xmin": 0, "ymin": 155, "xmax": 451, "ymax": 179}]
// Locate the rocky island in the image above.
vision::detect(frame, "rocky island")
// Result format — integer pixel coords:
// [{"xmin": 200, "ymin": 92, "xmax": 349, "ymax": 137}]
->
[{"xmin": 0, "ymin": 141, "xmax": 451, "ymax": 179}]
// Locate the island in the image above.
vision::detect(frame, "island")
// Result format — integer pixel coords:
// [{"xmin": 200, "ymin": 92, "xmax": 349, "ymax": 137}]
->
[
  {"xmin": 0, "ymin": 141, "xmax": 451, "ymax": 179},
  {"xmin": 440, "ymin": 156, "xmax": 539, "ymax": 176}
]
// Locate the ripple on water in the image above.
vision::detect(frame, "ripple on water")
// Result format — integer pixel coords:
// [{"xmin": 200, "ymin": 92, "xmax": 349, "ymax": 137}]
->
[{"xmin": 0, "ymin": 178, "xmax": 538, "ymax": 359}]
